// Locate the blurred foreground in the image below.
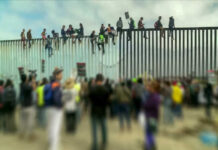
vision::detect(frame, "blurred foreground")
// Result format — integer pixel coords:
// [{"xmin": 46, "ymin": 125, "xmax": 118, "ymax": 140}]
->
[{"xmin": 0, "ymin": 107, "xmax": 217, "ymax": 150}]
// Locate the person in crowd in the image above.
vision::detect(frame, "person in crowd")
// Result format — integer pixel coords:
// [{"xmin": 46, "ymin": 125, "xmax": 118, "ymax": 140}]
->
[
  {"xmin": 18, "ymin": 74, "xmax": 35, "ymax": 139},
  {"xmin": 168, "ymin": 16, "xmax": 175, "ymax": 40},
  {"xmin": 105, "ymin": 24, "xmax": 116, "ymax": 45},
  {"xmin": 74, "ymin": 79, "xmax": 82, "ymax": 123},
  {"xmin": 36, "ymin": 78, "xmax": 48, "ymax": 128},
  {"xmin": 45, "ymin": 35, "xmax": 53, "ymax": 57},
  {"xmin": 89, "ymin": 74, "xmax": 110, "ymax": 150},
  {"xmin": 41, "ymin": 28, "xmax": 47, "ymax": 45},
  {"xmin": 97, "ymin": 34, "xmax": 105, "ymax": 54},
  {"xmin": 172, "ymin": 81, "xmax": 183, "ymax": 118},
  {"xmin": 90, "ymin": 30, "xmax": 97, "ymax": 54},
  {"xmin": 27, "ymin": 29, "xmax": 32, "ymax": 48},
  {"xmin": 162, "ymin": 81, "xmax": 174, "ymax": 125},
  {"xmin": 213, "ymin": 83, "xmax": 218, "ymax": 107},
  {"xmin": 67, "ymin": 24, "xmax": 76, "ymax": 44},
  {"xmin": 115, "ymin": 81, "xmax": 132, "ymax": 131},
  {"xmin": 127, "ymin": 17, "xmax": 135, "ymax": 41},
  {"xmin": 138, "ymin": 17, "xmax": 145, "ymax": 29},
  {"xmin": 142, "ymin": 81, "xmax": 161, "ymax": 150},
  {"xmin": 0, "ymin": 80, "xmax": 4, "ymax": 131},
  {"xmin": 21, "ymin": 29, "xmax": 26, "ymax": 48},
  {"xmin": 46, "ymin": 68, "xmax": 64, "ymax": 150},
  {"xmin": 116, "ymin": 17, "xmax": 123, "ymax": 35},
  {"xmin": 154, "ymin": 16, "xmax": 164, "ymax": 38},
  {"xmin": 61, "ymin": 25, "xmax": 67, "ymax": 44},
  {"xmin": 138, "ymin": 17, "xmax": 149, "ymax": 39},
  {"xmin": 132, "ymin": 78, "xmax": 145, "ymax": 119},
  {"xmin": 204, "ymin": 81, "xmax": 213, "ymax": 120},
  {"xmin": 189, "ymin": 79, "xmax": 200, "ymax": 107},
  {"xmin": 52, "ymin": 30, "xmax": 59, "ymax": 50},
  {"xmin": 77, "ymin": 23, "xmax": 84, "ymax": 43},
  {"xmin": 62, "ymin": 78, "xmax": 78, "ymax": 134},
  {"xmin": 81, "ymin": 78, "xmax": 89, "ymax": 112},
  {"xmin": 2, "ymin": 79, "xmax": 16, "ymax": 133}
]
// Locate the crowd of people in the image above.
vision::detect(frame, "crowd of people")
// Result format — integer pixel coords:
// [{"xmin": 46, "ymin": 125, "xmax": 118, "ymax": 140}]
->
[
  {"xmin": 20, "ymin": 15, "xmax": 175, "ymax": 56},
  {"xmin": 0, "ymin": 67, "xmax": 217, "ymax": 150}
]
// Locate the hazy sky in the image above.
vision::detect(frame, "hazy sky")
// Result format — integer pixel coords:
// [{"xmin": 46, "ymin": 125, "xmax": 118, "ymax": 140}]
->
[{"xmin": 0, "ymin": 0, "xmax": 218, "ymax": 40}]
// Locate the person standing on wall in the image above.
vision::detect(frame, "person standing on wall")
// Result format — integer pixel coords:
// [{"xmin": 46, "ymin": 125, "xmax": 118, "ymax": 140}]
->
[
  {"xmin": 116, "ymin": 17, "xmax": 123, "ymax": 35},
  {"xmin": 21, "ymin": 29, "xmax": 26, "ymax": 48},
  {"xmin": 27, "ymin": 29, "xmax": 32, "ymax": 48},
  {"xmin": 168, "ymin": 16, "xmax": 175, "ymax": 40}
]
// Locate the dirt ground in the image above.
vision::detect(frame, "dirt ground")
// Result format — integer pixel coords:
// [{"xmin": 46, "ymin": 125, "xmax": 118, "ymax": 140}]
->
[{"xmin": 0, "ymin": 107, "xmax": 217, "ymax": 150}]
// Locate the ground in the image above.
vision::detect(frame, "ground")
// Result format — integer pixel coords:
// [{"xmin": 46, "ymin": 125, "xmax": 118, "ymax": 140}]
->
[{"xmin": 0, "ymin": 107, "xmax": 217, "ymax": 150}]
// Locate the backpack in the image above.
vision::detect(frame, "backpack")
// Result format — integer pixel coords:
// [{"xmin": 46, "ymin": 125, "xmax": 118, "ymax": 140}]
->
[
  {"xmin": 44, "ymin": 83, "xmax": 53, "ymax": 106},
  {"xmin": 154, "ymin": 21, "xmax": 158, "ymax": 29},
  {"xmin": 3, "ymin": 88, "xmax": 16, "ymax": 110}
]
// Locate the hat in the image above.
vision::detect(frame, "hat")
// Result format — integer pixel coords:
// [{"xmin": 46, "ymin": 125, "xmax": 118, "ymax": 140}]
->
[
  {"xmin": 96, "ymin": 73, "xmax": 104, "ymax": 82},
  {"xmin": 64, "ymin": 78, "xmax": 75, "ymax": 89},
  {"xmin": 53, "ymin": 68, "xmax": 63, "ymax": 76}
]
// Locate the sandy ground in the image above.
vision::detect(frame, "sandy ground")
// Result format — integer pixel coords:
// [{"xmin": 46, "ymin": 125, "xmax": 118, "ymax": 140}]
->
[{"xmin": 0, "ymin": 107, "xmax": 217, "ymax": 150}]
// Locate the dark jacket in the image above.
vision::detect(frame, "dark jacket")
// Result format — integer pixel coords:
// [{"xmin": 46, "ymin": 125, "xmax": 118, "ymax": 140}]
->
[
  {"xmin": 61, "ymin": 29, "xmax": 66, "ymax": 37},
  {"xmin": 52, "ymin": 81, "xmax": 63, "ymax": 108},
  {"xmin": 143, "ymin": 93, "xmax": 160, "ymax": 119},
  {"xmin": 89, "ymin": 85, "xmax": 110, "ymax": 117},
  {"xmin": 129, "ymin": 19, "xmax": 135, "ymax": 29},
  {"xmin": 78, "ymin": 27, "xmax": 84, "ymax": 36},
  {"xmin": 2, "ymin": 86, "xmax": 16, "ymax": 112},
  {"xmin": 20, "ymin": 83, "xmax": 33, "ymax": 107},
  {"xmin": 169, "ymin": 18, "xmax": 175, "ymax": 28}
]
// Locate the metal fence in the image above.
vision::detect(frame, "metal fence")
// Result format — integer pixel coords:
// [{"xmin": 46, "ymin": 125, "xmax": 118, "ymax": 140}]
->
[
  {"xmin": 0, "ymin": 26, "xmax": 218, "ymax": 89},
  {"xmin": 0, "ymin": 36, "xmax": 120, "ymax": 90},
  {"xmin": 119, "ymin": 27, "xmax": 218, "ymax": 80}
]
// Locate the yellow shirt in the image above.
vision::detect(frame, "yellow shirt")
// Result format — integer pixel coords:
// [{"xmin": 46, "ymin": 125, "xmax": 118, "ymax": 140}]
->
[
  {"xmin": 74, "ymin": 83, "xmax": 81, "ymax": 103},
  {"xmin": 36, "ymin": 85, "xmax": 45, "ymax": 107},
  {"xmin": 172, "ymin": 85, "xmax": 183, "ymax": 104}
]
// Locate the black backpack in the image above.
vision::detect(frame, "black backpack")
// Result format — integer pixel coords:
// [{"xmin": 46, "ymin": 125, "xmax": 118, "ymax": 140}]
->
[{"xmin": 3, "ymin": 88, "xmax": 16, "ymax": 110}]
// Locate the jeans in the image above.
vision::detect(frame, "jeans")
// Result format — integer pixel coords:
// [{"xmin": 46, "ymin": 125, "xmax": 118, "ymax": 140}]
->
[
  {"xmin": 163, "ymin": 98, "xmax": 174, "ymax": 124},
  {"xmin": 169, "ymin": 27, "xmax": 174, "ymax": 38},
  {"xmin": 37, "ymin": 107, "xmax": 46, "ymax": 128},
  {"xmin": 173, "ymin": 104, "xmax": 183, "ymax": 118},
  {"xmin": 2, "ymin": 111, "xmax": 16, "ymax": 133},
  {"xmin": 118, "ymin": 103, "xmax": 131, "ymax": 129},
  {"xmin": 65, "ymin": 111, "xmax": 77, "ymax": 133},
  {"xmin": 145, "ymin": 117, "xmax": 157, "ymax": 150},
  {"xmin": 91, "ymin": 115, "xmax": 107, "ymax": 150},
  {"xmin": 98, "ymin": 43, "xmax": 105, "ymax": 54},
  {"xmin": 19, "ymin": 106, "xmax": 36, "ymax": 137},
  {"xmin": 127, "ymin": 29, "xmax": 132, "ymax": 41},
  {"xmin": 46, "ymin": 46, "xmax": 53, "ymax": 57},
  {"xmin": 205, "ymin": 96, "xmax": 212, "ymax": 119},
  {"xmin": 117, "ymin": 27, "xmax": 122, "ymax": 35},
  {"xmin": 28, "ymin": 39, "xmax": 32, "ymax": 48}
]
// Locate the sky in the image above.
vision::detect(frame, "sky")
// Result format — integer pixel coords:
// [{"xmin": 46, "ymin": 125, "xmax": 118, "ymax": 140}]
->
[{"xmin": 0, "ymin": 0, "xmax": 218, "ymax": 40}]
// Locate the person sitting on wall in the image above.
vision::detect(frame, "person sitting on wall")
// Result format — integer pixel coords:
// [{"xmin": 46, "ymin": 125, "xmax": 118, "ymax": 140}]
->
[
  {"xmin": 61, "ymin": 25, "xmax": 67, "ymax": 44},
  {"xmin": 20, "ymin": 29, "xmax": 26, "ymax": 48},
  {"xmin": 154, "ymin": 16, "xmax": 165, "ymax": 38},
  {"xmin": 27, "ymin": 29, "xmax": 32, "ymax": 49},
  {"xmin": 67, "ymin": 24, "xmax": 76, "ymax": 44},
  {"xmin": 105, "ymin": 24, "xmax": 116, "ymax": 45},
  {"xmin": 52, "ymin": 30, "xmax": 59, "ymax": 49}
]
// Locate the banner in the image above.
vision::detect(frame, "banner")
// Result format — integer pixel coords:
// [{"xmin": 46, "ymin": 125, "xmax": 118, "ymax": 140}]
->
[{"xmin": 77, "ymin": 62, "xmax": 86, "ymax": 77}]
